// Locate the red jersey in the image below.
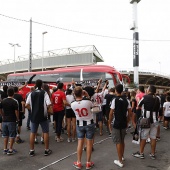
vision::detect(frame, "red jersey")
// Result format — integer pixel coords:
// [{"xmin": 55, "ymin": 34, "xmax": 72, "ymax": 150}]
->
[
  {"xmin": 51, "ymin": 90, "xmax": 66, "ymax": 112},
  {"xmin": 136, "ymin": 92, "xmax": 145, "ymax": 104}
]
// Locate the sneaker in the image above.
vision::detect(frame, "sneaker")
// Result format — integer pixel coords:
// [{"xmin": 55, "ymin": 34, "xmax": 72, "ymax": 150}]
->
[
  {"xmin": 56, "ymin": 137, "xmax": 60, "ymax": 142},
  {"xmin": 132, "ymin": 151, "xmax": 144, "ymax": 159},
  {"xmin": 86, "ymin": 162, "xmax": 94, "ymax": 169},
  {"xmin": 108, "ymin": 133, "xmax": 112, "ymax": 137},
  {"xmin": 163, "ymin": 126, "xmax": 168, "ymax": 130},
  {"xmin": 3, "ymin": 149, "xmax": 8, "ymax": 154},
  {"xmin": 67, "ymin": 138, "xmax": 72, "ymax": 143},
  {"xmin": 156, "ymin": 137, "xmax": 160, "ymax": 141},
  {"xmin": 44, "ymin": 149, "xmax": 52, "ymax": 156},
  {"xmin": 149, "ymin": 153, "xmax": 156, "ymax": 160},
  {"xmin": 34, "ymin": 138, "xmax": 38, "ymax": 144},
  {"xmin": 73, "ymin": 161, "xmax": 82, "ymax": 169},
  {"xmin": 72, "ymin": 138, "xmax": 76, "ymax": 142},
  {"xmin": 29, "ymin": 150, "xmax": 35, "ymax": 157},
  {"xmin": 7, "ymin": 149, "xmax": 17, "ymax": 155},
  {"xmin": 15, "ymin": 139, "xmax": 24, "ymax": 144},
  {"xmin": 114, "ymin": 160, "xmax": 123, "ymax": 168},
  {"xmin": 60, "ymin": 137, "xmax": 64, "ymax": 141},
  {"xmin": 41, "ymin": 137, "xmax": 44, "ymax": 144},
  {"xmin": 56, "ymin": 136, "xmax": 64, "ymax": 142}
]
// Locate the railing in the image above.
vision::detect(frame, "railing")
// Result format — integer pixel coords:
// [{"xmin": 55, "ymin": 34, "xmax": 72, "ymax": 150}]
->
[
  {"xmin": 117, "ymin": 68, "xmax": 170, "ymax": 78},
  {"xmin": 0, "ymin": 45, "xmax": 103, "ymax": 65}
]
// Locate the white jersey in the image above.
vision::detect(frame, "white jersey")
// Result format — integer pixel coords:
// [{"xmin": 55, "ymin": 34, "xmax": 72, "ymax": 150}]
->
[
  {"xmin": 102, "ymin": 89, "xmax": 108, "ymax": 105},
  {"xmin": 26, "ymin": 89, "xmax": 51, "ymax": 117},
  {"xmin": 66, "ymin": 94, "xmax": 75, "ymax": 109},
  {"xmin": 71, "ymin": 98, "xmax": 93, "ymax": 126},
  {"xmin": 163, "ymin": 101, "xmax": 170, "ymax": 117},
  {"xmin": 92, "ymin": 91, "xmax": 104, "ymax": 105}
]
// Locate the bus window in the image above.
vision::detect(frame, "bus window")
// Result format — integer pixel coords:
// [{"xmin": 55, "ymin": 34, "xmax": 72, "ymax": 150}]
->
[
  {"xmin": 105, "ymin": 73, "xmax": 114, "ymax": 88},
  {"xmin": 35, "ymin": 72, "xmax": 80, "ymax": 82},
  {"xmin": 83, "ymin": 72, "xmax": 105, "ymax": 80},
  {"xmin": 7, "ymin": 75, "xmax": 15, "ymax": 81},
  {"xmin": 23, "ymin": 75, "xmax": 33, "ymax": 82},
  {"xmin": 59, "ymin": 72, "xmax": 80, "ymax": 82},
  {"xmin": 8, "ymin": 75, "xmax": 25, "ymax": 82},
  {"xmin": 39, "ymin": 74, "xmax": 60, "ymax": 82}
]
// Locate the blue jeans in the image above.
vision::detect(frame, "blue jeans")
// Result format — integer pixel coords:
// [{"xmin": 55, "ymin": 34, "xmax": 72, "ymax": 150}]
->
[
  {"xmin": 54, "ymin": 110, "xmax": 65, "ymax": 136},
  {"xmin": 31, "ymin": 120, "xmax": 49, "ymax": 133},
  {"xmin": 76, "ymin": 123, "xmax": 95, "ymax": 140},
  {"xmin": 2, "ymin": 122, "xmax": 17, "ymax": 138}
]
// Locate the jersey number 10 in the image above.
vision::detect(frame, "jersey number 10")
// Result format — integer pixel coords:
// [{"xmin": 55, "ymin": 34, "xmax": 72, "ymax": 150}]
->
[{"xmin": 75, "ymin": 108, "xmax": 88, "ymax": 117}]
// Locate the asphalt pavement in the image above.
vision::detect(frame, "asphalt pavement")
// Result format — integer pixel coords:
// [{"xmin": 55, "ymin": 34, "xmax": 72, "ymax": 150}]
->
[{"xmin": 0, "ymin": 115, "xmax": 170, "ymax": 170}]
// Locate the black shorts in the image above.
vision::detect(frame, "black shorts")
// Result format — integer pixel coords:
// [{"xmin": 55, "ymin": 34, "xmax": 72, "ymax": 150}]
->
[
  {"xmin": 159, "ymin": 107, "xmax": 163, "ymax": 116},
  {"xmin": 164, "ymin": 116, "xmax": 170, "ymax": 121},
  {"xmin": 66, "ymin": 109, "xmax": 76, "ymax": 118}
]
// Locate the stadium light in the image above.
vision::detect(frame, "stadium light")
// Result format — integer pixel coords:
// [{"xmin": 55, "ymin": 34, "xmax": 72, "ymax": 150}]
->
[{"xmin": 9, "ymin": 43, "xmax": 21, "ymax": 73}]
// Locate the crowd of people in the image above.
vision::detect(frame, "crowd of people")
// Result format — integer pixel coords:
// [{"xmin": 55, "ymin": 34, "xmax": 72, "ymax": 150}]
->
[{"xmin": 0, "ymin": 79, "xmax": 170, "ymax": 169}]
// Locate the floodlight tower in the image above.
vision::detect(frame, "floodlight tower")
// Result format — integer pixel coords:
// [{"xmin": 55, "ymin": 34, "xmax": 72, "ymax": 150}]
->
[{"xmin": 130, "ymin": 0, "xmax": 141, "ymax": 86}]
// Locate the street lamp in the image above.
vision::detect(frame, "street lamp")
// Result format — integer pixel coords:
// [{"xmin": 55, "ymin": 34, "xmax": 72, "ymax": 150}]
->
[
  {"xmin": 9, "ymin": 43, "xmax": 21, "ymax": 73},
  {"xmin": 42, "ymin": 31, "xmax": 48, "ymax": 71}
]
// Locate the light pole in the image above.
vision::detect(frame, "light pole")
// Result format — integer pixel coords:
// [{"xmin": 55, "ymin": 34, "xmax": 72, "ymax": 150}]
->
[
  {"xmin": 130, "ymin": 0, "xmax": 141, "ymax": 87},
  {"xmin": 42, "ymin": 31, "xmax": 48, "ymax": 71},
  {"xmin": 9, "ymin": 43, "xmax": 21, "ymax": 73}
]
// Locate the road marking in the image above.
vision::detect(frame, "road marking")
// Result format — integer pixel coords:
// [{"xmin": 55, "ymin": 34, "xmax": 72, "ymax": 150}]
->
[{"xmin": 38, "ymin": 137, "xmax": 111, "ymax": 170}]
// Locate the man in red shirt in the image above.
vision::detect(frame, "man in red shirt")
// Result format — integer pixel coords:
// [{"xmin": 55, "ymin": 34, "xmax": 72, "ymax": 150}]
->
[{"xmin": 51, "ymin": 82, "xmax": 69, "ymax": 142}]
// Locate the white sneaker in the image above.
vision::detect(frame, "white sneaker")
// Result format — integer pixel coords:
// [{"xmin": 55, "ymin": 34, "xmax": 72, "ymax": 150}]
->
[
  {"xmin": 114, "ymin": 160, "xmax": 124, "ymax": 168},
  {"xmin": 67, "ymin": 138, "xmax": 72, "ymax": 143},
  {"xmin": 72, "ymin": 138, "xmax": 76, "ymax": 142}
]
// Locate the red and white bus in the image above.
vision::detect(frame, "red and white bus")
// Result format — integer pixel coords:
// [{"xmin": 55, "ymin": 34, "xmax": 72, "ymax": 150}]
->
[{"xmin": 5, "ymin": 65, "xmax": 130, "ymax": 98}]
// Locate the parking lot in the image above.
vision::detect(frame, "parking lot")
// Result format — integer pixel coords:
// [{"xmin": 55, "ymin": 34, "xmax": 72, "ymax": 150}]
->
[{"xmin": 0, "ymin": 116, "xmax": 170, "ymax": 170}]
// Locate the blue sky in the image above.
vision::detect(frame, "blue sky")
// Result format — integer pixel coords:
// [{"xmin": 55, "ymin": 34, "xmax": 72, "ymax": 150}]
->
[{"xmin": 0, "ymin": 0, "xmax": 170, "ymax": 75}]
